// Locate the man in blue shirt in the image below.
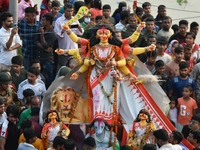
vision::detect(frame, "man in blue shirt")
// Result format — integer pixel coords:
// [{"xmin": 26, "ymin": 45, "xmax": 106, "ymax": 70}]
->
[
  {"xmin": 18, "ymin": 7, "xmax": 41, "ymax": 70},
  {"xmin": 168, "ymin": 61, "xmax": 196, "ymax": 99}
]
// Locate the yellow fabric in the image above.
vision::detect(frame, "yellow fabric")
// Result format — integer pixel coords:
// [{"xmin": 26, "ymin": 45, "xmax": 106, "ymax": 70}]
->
[
  {"xmin": 18, "ymin": 134, "xmax": 45, "ymax": 150},
  {"xmin": 69, "ymin": 31, "xmax": 79, "ymax": 43},
  {"xmin": 132, "ymin": 47, "xmax": 146, "ymax": 55},
  {"xmin": 129, "ymin": 31, "xmax": 140, "ymax": 43},
  {"xmin": 119, "ymin": 66, "xmax": 130, "ymax": 74}
]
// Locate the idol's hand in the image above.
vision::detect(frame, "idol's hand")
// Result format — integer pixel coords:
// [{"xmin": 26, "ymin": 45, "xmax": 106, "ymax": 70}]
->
[
  {"xmin": 89, "ymin": 59, "xmax": 95, "ymax": 65},
  {"xmin": 55, "ymin": 49, "xmax": 66, "ymax": 55},
  {"xmin": 146, "ymin": 44, "xmax": 156, "ymax": 52},
  {"xmin": 111, "ymin": 60, "xmax": 117, "ymax": 66},
  {"xmin": 137, "ymin": 22, "xmax": 146, "ymax": 31},
  {"xmin": 70, "ymin": 72, "xmax": 80, "ymax": 80}
]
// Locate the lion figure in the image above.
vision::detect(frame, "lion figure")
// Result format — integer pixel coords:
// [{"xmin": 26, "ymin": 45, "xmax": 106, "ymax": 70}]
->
[{"xmin": 50, "ymin": 86, "xmax": 89, "ymax": 124}]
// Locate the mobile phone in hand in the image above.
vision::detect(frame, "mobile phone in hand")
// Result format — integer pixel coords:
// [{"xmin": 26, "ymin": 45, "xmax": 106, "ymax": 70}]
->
[{"xmin": 70, "ymin": 24, "xmax": 79, "ymax": 28}]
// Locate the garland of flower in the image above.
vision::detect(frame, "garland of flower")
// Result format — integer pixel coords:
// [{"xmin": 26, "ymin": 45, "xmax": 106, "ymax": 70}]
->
[
  {"xmin": 93, "ymin": 45, "xmax": 115, "ymax": 61},
  {"xmin": 87, "ymin": 40, "xmax": 92, "ymax": 122},
  {"xmin": 68, "ymin": 80, "xmax": 85, "ymax": 126}
]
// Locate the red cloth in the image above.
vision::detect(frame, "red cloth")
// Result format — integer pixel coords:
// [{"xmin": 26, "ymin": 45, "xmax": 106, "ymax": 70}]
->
[{"xmin": 0, "ymin": 0, "xmax": 9, "ymax": 12}]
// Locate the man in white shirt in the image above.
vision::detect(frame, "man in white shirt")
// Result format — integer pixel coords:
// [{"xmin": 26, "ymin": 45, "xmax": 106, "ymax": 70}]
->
[
  {"xmin": 157, "ymin": 16, "xmax": 174, "ymax": 41},
  {"xmin": 115, "ymin": 10, "xmax": 129, "ymax": 31},
  {"xmin": 0, "ymin": 12, "xmax": 22, "ymax": 71},
  {"xmin": 153, "ymin": 129, "xmax": 182, "ymax": 150},
  {"xmin": 54, "ymin": 3, "xmax": 83, "ymax": 69},
  {"xmin": 17, "ymin": 67, "xmax": 46, "ymax": 105}
]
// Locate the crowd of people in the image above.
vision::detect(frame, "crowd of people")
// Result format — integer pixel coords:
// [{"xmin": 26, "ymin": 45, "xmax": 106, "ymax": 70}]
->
[{"xmin": 0, "ymin": 0, "xmax": 200, "ymax": 149}]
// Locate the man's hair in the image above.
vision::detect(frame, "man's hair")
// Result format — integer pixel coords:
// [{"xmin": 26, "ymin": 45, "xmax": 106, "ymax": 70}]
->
[
  {"xmin": 146, "ymin": 17, "xmax": 155, "ymax": 23},
  {"xmin": 153, "ymin": 129, "xmax": 169, "ymax": 142},
  {"xmin": 64, "ymin": 139, "xmax": 76, "ymax": 150},
  {"xmin": 11, "ymin": 56, "xmax": 23, "ymax": 66},
  {"xmin": 190, "ymin": 21, "xmax": 199, "ymax": 29},
  {"xmin": 74, "ymin": 1, "xmax": 86, "ymax": 13},
  {"xmin": 171, "ymin": 24, "xmax": 179, "ymax": 33},
  {"xmin": 142, "ymin": 14, "xmax": 153, "ymax": 21},
  {"xmin": 43, "ymin": 13, "xmax": 54, "ymax": 25},
  {"xmin": 148, "ymin": 35, "xmax": 157, "ymax": 39},
  {"xmin": 64, "ymin": 3, "xmax": 74, "ymax": 10},
  {"xmin": 190, "ymin": 130, "xmax": 200, "ymax": 143},
  {"xmin": 23, "ymin": 89, "xmax": 35, "ymax": 97},
  {"xmin": 28, "ymin": 66, "xmax": 40, "ymax": 76},
  {"xmin": 0, "ymin": 12, "xmax": 13, "ymax": 22},
  {"xmin": 155, "ymin": 60, "xmax": 164, "ymax": 68},
  {"xmin": 21, "ymin": 119, "xmax": 32, "ymax": 130},
  {"xmin": 93, "ymin": 0, "xmax": 102, "ymax": 10},
  {"xmin": 84, "ymin": 137, "xmax": 96, "ymax": 148},
  {"xmin": 158, "ymin": 5, "xmax": 166, "ymax": 10},
  {"xmin": 175, "ymin": 46, "xmax": 184, "ymax": 54},
  {"xmin": 25, "ymin": 7, "xmax": 35, "ymax": 14},
  {"xmin": 179, "ymin": 20, "xmax": 188, "ymax": 27},
  {"xmin": 120, "ymin": 10, "xmax": 129, "ymax": 20},
  {"xmin": 52, "ymin": 0, "xmax": 61, "ymax": 7},
  {"xmin": 179, "ymin": 61, "xmax": 188, "ymax": 70},
  {"xmin": 103, "ymin": 4, "xmax": 111, "ymax": 10},
  {"xmin": 24, "ymin": 128, "xmax": 37, "ymax": 142},
  {"xmin": 172, "ymin": 130, "xmax": 183, "ymax": 144},
  {"xmin": 184, "ymin": 44, "xmax": 192, "ymax": 51},
  {"xmin": 6, "ymin": 104, "xmax": 19, "ymax": 118},
  {"xmin": 53, "ymin": 136, "xmax": 66, "ymax": 148},
  {"xmin": 191, "ymin": 113, "xmax": 200, "ymax": 123},
  {"xmin": 31, "ymin": 107, "xmax": 40, "ymax": 116},
  {"xmin": 30, "ymin": 95, "xmax": 39, "ymax": 104},
  {"xmin": 142, "ymin": 2, "xmax": 151, "ymax": 8},
  {"xmin": 143, "ymin": 144, "xmax": 156, "ymax": 150},
  {"xmin": 147, "ymin": 51, "xmax": 157, "ymax": 58},
  {"xmin": 31, "ymin": 59, "xmax": 40, "ymax": 66},
  {"xmin": 0, "ymin": 98, "xmax": 4, "ymax": 105},
  {"xmin": 120, "ymin": 145, "xmax": 132, "ymax": 150},
  {"xmin": 163, "ymin": 16, "xmax": 172, "ymax": 22}
]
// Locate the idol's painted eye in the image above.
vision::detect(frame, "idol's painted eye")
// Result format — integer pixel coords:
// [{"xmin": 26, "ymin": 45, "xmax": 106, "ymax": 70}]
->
[
  {"xmin": 97, "ymin": 31, "xmax": 103, "ymax": 35},
  {"xmin": 60, "ymin": 97, "xmax": 63, "ymax": 102}
]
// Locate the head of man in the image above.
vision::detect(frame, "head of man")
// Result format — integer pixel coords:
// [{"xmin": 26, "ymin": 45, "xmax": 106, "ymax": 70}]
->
[
  {"xmin": 11, "ymin": 56, "xmax": 23, "ymax": 74},
  {"xmin": 24, "ymin": 128, "xmax": 37, "ymax": 144},
  {"xmin": 142, "ymin": 2, "xmax": 151, "ymax": 14},
  {"xmin": 128, "ymin": 13, "xmax": 137, "ymax": 29},
  {"xmin": 31, "ymin": 59, "xmax": 41, "ymax": 72},
  {"xmin": 6, "ymin": 104, "xmax": 19, "ymax": 124},
  {"xmin": 64, "ymin": 3, "xmax": 74, "ymax": 20},
  {"xmin": 102, "ymin": 4, "xmax": 111, "ymax": 19},
  {"xmin": 190, "ymin": 21, "xmax": 199, "ymax": 36},
  {"xmin": 30, "ymin": 96, "xmax": 40, "ymax": 108},
  {"xmin": 162, "ymin": 16, "xmax": 172, "ymax": 31},
  {"xmin": 187, "ymin": 130, "xmax": 200, "ymax": 147},
  {"xmin": 51, "ymin": 0, "xmax": 61, "ymax": 16},
  {"xmin": 0, "ymin": 72, "xmax": 12, "ymax": 91},
  {"xmin": 179, "ymin": 61, "xmax": 189, "ymax": 79},
  {"xmin": 179, "ymin": 20, "xmax": 188, "ymax": 36},
  {"xmin": 146, "ymin": 17, "xmax": 155, "ymax": 33},
  {"xmin": 27, "ymin": 67, "xmax": 39, "ymax": 85},
  {"xmin": 157, "ymin": 5, "xmax": 166, "ymax": 18},
  {"xmin": 83, "ymin": 137, "xmax": 96, "ymax": 150},
  {"xmin": 0, "ymin": 12, "xmax": 13, "ymax": 29},
  {"xmin": 25, "ymin": 7, "xmax": 35, "ymax": 23},
  {"xmin": 153, "ymin": 129, "xmax": 169, "ymax": 148},
  {"xmin": 169, "ymin": 130, "xmax": 183, "ymax": 144},
  {"xmin": 42, "ymin": 13, "xmax": 54, "ymax": 27},
  {"xmin": 189, "ymin": 114, "xmax": 200, "ymax": 131}
]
